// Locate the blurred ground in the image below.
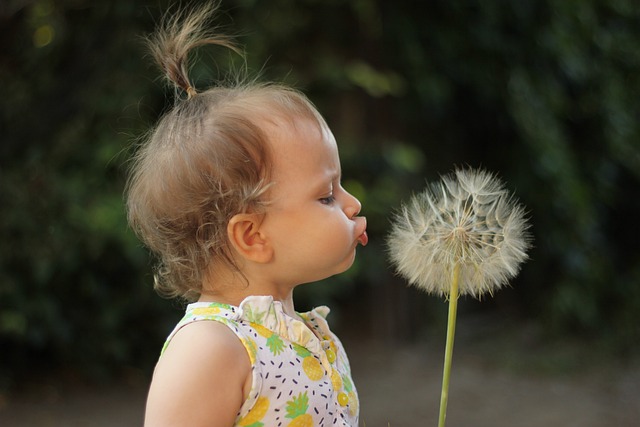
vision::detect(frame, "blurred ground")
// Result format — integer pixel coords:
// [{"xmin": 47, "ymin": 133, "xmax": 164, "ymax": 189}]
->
[
  {"xmin": 1, "ymin": 324, "xmax": 638, "ymax": 427},
  {"xmin": 352, "ymin": 341, "xmax": 639, "ymax": 427}
]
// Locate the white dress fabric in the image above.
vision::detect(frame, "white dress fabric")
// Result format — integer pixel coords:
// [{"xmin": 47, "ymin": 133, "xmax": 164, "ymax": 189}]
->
[{"xmin": 161, "ymin": 295, "xmax": 359, "ymax": 426}]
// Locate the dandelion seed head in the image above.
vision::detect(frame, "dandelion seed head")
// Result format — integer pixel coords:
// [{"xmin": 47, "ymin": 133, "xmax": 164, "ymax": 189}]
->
[{"xmin": 387, "ymin": 168, "xmax": 532, "ymax": 297}]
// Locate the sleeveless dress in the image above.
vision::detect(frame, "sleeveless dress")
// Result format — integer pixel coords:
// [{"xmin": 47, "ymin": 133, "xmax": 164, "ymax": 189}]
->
[{"xmin": 161, "ymin": 295, "xmax": 359, "ymax": 426}]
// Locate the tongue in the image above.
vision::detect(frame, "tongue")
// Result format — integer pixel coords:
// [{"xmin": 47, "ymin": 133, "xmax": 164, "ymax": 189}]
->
[{"xmin": 358, "ymin": 231, "xmax": 369, "ymax": 247}]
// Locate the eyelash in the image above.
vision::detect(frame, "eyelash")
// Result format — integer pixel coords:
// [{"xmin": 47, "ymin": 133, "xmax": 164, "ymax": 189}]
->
[{"xmin": 319, "ymin": 195, "xmax": 336, "ymax": 205}]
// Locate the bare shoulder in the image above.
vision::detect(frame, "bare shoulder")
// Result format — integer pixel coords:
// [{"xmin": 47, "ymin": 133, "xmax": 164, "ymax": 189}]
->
[
  {"xmin": 144, "ymin": 320, "xmax": 251, "ymax": 427},
  {"xmin": 162, "ymin": 319, "xmax": 248, "ymax": 361}
]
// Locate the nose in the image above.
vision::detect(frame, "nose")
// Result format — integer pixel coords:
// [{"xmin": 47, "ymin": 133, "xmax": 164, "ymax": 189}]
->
[{"xmin": 343, "ymin": 189, "xmax": 362, "ymax": 219}]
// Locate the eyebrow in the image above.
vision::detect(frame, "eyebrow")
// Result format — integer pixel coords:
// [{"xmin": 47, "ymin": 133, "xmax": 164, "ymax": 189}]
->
[{"xmin": 313, "ymin": 171, "xmax": 341, "ymax": 195}]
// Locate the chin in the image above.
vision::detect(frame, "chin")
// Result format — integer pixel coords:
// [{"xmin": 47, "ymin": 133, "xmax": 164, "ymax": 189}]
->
[{"xmin": 338, "ymin": 252, "xmax": 357, "ymax": 273}]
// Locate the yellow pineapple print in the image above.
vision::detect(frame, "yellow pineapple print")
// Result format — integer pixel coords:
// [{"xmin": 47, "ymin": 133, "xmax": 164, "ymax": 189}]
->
[
  {"xmin": 238, "ymin": 396, "xmax": 270, "ymax": 427},
  {"xmin": 252, "ymin": 323, "xmax": 285, "ymax": 355},
  {"xmin": 348, "ymin": 390, "xmax": 358, "ymax": 417},
  {"xmin": 240, "ymin": 337, "xmax": 258, "ymax": 365},
  {"xmin": 252, "ymin": 323, "xmax": 272, "ymax": 338},
  {"xmin": 331, "ymin": 368, "xmax": 343, "ymax": 390},
  {"xmin": 285, "ymin": 392, "xmax": 313, "ymax": 427},
  {"xmin": 293, "ymin": 344, "xmax": 323, "ymax": 381},
  {"xmin": 188, "ymin": 302, "xmax": 229, "ymax": 317},
  {"xmin": 190, "ymin": 306, "xmax": 221, "ymax": 316},
  {"xmin": 340, "ymin": 372, "xmax": 358, "ymax": 415}
]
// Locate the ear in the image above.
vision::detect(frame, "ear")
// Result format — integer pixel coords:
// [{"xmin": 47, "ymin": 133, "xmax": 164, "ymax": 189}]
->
[{"xmin": 227, "ymin": 213, "xmax": 273, "ymax": 263}]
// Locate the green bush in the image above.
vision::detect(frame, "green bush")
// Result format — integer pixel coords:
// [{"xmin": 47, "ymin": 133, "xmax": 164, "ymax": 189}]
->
[{"xmin": 1, "ymin": 0, "xmax": 639, "ymax": 389}]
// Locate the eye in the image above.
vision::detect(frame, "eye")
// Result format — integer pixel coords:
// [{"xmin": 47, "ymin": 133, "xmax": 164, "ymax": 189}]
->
[{"xmin": 319, "ymin": 195, "xmax": 336, "ymax": 205}]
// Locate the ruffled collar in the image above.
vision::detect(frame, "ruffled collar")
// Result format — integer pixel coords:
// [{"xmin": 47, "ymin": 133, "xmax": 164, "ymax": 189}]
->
[{"xmin": 186, "ymin": 295, "xmax": 332, "ymax": 356}]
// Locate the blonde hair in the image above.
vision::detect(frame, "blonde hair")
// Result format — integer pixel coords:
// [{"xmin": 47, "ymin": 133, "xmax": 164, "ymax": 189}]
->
[{"xmin": 126, "ymin": 3, "xmax": 326, "ymax": 301}]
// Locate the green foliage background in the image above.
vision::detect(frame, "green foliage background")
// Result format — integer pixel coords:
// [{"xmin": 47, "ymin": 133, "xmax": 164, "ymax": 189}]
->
[{"xmin": 1, "ymin": 0, "xmax": 639, "ymax": 388}]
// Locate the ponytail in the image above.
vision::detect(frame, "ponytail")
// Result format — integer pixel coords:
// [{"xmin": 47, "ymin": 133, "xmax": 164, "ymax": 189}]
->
[{"xmin": 146, "ymin": 2, "xmax": 241, "ymax": 99}]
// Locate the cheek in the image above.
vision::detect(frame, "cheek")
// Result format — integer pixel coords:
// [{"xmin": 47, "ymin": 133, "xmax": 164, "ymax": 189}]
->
[
  {"xmin": 319, "ymin": 215, "xmax": 354, "ymax": 245},
  {"xmin": 278, "ymin": 209, "xmax": 353, "ymax": 251}
]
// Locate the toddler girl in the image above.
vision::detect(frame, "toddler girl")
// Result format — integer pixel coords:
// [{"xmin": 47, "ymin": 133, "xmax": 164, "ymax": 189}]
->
[{"xmin": 126, "ymin": 4, "xmax": 367, "ymax": 427}]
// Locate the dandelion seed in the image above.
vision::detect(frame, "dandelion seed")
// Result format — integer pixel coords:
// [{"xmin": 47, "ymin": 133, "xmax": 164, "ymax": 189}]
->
[{"xmin": 387, "ymin": 167, "xmax": 532, "ymax": 427}]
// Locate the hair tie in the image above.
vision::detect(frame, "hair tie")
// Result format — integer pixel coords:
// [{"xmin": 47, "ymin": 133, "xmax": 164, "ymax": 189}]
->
[{"xmin": 186, "ymin": 85, "xmax": 197, "ymax": 99}]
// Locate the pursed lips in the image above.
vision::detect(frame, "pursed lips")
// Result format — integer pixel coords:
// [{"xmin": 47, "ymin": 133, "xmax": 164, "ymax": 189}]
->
[{"xmin": 356, "ymin": 217, "xmax": 368, "ymax": 246}]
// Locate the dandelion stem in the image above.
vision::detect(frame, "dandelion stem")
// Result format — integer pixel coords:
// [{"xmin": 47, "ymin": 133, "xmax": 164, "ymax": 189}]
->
[{"xmin": 437, "ymin": 263, "xmax": 461, "ymax": 427}]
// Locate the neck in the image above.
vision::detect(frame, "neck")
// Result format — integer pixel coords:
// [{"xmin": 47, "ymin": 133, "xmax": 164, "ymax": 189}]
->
[{"xmin": 199, "ymin": 266, "xmax": 298, "ymax": 317}]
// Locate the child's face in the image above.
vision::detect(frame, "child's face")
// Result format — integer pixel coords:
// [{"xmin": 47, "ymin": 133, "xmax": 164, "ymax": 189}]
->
[{"xmin": 260, "ymin": 118, "xmax": 367, "ymax": 286}]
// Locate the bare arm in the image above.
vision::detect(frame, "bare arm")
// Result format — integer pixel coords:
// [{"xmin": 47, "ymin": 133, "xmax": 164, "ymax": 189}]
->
[{"xmin": 144, "ymin": 320, "xmax": 251, "ymax": 427}]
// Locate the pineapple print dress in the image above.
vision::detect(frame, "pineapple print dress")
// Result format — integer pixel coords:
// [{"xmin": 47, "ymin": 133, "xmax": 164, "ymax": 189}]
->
[{"xmin": 161, "ymin": 295, "xmax": 359, "ymax": 427}]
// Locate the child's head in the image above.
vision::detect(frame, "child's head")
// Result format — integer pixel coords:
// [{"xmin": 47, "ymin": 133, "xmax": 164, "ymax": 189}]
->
[{"xmin": 126, "ymin": 5, "xmax": 330, "ymax": 301}]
